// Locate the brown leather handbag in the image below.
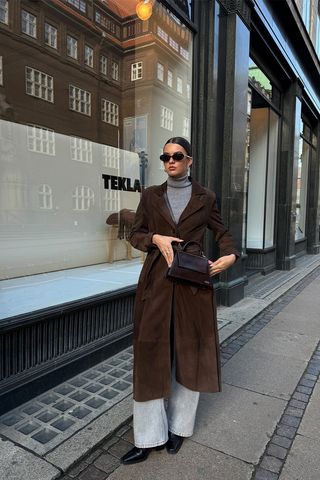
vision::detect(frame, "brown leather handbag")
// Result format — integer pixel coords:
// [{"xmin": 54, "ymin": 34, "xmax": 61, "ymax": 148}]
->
[{"xmin": 167, "ymin": 241, "xmax": 211, "ymax": 287}]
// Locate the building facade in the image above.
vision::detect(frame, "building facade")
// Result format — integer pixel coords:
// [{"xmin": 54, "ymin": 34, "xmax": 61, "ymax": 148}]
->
[{"xmin": 0, "ymin": 0, "xmax": 319, "ymax": 411}]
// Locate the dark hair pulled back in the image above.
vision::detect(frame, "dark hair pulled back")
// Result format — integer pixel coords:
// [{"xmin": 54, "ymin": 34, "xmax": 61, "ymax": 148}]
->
[{"xmin": 165, "ymin": 137, "xmax": 192, "ymax": 157}]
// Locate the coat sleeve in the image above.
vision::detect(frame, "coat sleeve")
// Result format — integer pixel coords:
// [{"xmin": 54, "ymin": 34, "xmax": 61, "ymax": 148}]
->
[
  {"xmin": 207, "ymin": 193, "xmax": 240, "ymax": 260},
  {"xmin": 129, "ymin": 190, "xmax": 155, "ymax": 252}
]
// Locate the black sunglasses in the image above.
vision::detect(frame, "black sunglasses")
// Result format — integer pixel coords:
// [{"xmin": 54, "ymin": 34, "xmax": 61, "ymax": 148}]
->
[{"xmin": 160, "ymin": 152, "xmax": 191, "ymax": 162}]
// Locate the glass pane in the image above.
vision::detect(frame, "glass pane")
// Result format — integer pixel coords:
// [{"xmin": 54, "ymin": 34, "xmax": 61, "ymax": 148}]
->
[
  {"xmin": 264, "ymin": 109, "xmax": 279, "ymax": 248},
  {"xmin": 246, "ymin": 108, "xmax": 269, "ymax": 249},
  {"xmin": 295, "ymin": 138, "xmax": 310, "ymax": 240},
  {"xmin": 0, "ymin": 0, "xmax": 193, "ymax": 317}
]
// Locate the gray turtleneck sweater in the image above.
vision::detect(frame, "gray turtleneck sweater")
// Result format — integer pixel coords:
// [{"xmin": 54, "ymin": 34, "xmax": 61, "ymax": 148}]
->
[{"xmin": 166, "ymin": 173, "xmax": 192, "ymax": 224}]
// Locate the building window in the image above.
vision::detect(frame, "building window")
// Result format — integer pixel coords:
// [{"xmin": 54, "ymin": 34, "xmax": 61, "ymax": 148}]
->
[
  {"xmin": 177, "ymin": 76, "xmax": 183, "ymax": 94},
  {"xmin": 85, "ymin": 45, "xmax": 94, "ymax": 67},
  {"xmin": 105, "ymin": 189, "xmax": 119, "ymax": 212},
  {"xmin": 169, "ymin": 37, "xmax": 179, "ymax": 52},
  {"xmin": 27, "ymin": 125, "xmax": 55, "ymax": 155},
  {"xmin": 67, "ymin": 0, "xmax": 86, "ymax": 13},
  {"xmin": 0, "ymin": 56, "xmax": 3, "ymax": 86},
  {"xmin": 102, "ymin": 99, "xmax": 119, "ymax": 126},
  {"xmin": 103, "ymin": 145, "xmax": 120, "ymax": 169},
  {"xmin": 131, "ymin": 62, "xmax": 143, "ymax": 81},
  {"xmin": 69, "ymin": 85, "xmax": 91, "ymax": 116},
  {"xmin": 0, "ymin": 0, "xmax": 8, "ymax": 24},
  {"xmin": 39, "ymin": 184, "xmax": 53, "ymax": 210},
  {"xmin": 70, "ymin": 137, "xmax": 93, "ymax": 163},
  {"xmin": 111, "ymin": 60, "xmax": 119, "ymax": 80},
  {"xmin": 100, "ymin": 55, "xmax": 107, "ymax": 75},
  {"xmin": 45, "ymin": 23, "xmax": 57, "ymax": 49},
  {"xmin": 183, "ymin": 117, "xmax": 190, "ymax": 137},
  {"xmin": 187, "ymin": 83, "xmax": 191, "ymax": 99},
  {"xmin": 67, "ymin": 35, "xmax": 78, "ymax": 59},
  {"xmin": 157, "ymin": 62, "xmax": 164, "ymax": 82},
  {"xmin": 167, "ymin": 69, "xmax": 173, "ymax": 87},
  {"xmin": 157, "ymin": 26, "xmax": 168, "ymax": 42},
  {"xmin": 21, "ymin": 10, "xmax": 37, "ymax": 38},
  {"xmin": 73, "ymin": 186, "xmax": 94, "ymax": 211},
  {"xmin": 25, "ymin": 67, "xmax": 54, "ymax": 102},
  {"xmin": 180, "ymin": 46, "xmax": 189, "ymax": 60},
  {"xmin": 160, "ymin": 105, "xmax": 173, "ymax": 131}
]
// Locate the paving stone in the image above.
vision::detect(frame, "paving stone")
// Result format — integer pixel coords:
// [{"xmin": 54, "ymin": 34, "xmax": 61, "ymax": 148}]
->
[
  {"xmin": 299, "ymin": 378, "xmax": 316, "ymax": 388},
  {"xmin": 260, "ymin": 455, "xmax": 283, "ymax": 474},
  {"xmin": 296, "ymin": 385, "xmax": 312, "ymax": 395},
  {"xmin": 304, "ymin": 374, "xmax": 317, "ymax": 381},
  {"xmin": 276, "ymin": 425, "xmax": 297, "ymax": 439},
  {"xmin": 101, "ymin": 436, "xmax": 120, "ymax": 452},
  {"xmin": 288, "ymin": 399, "xmax": 306, "ymax": 410},
  {"xmin": 121, "ymin": 427, "xmax": 134, "ymax": 444},
  {"xmin": 271, "ymin": 435, "xmax": 292, "ymax": 449},
  {"xmin": 78, "ymin": 465, "xmax": 107, "ymax": 480},
  {"xmin": 108, "ymin": 439, "xmax": 133, "ymax": 459},
  {"xmin": 115, "ymin": 424, "xmax": 132, "ymax": 437},
  {"xmin": 281, "ymin": 415, "xmax": 300, "ymax": 428},
  {"xmin": 93, "ymin": 453, "xmax": 120, "ymax": 475},
  {"xmin": 267, "ymin": 443, "xmax": 287, "ymax": 460},
  {"xmin": 292, "ymin": 392, "xmax": 309, "ymax": 402},
  {"xmin": 284, "ymin": 407, "xmax": 303, "ymax": 418},
  {"xmin": 84, "ymin": 449, "xmax": 103, "ymax": 464},
  {"xmin": 68, "ymin": 461, "xmax": 88, "ymax": 478},
  {"xmin": 254, "ymin": 468, "xmax": 279, "ymax": 480}
]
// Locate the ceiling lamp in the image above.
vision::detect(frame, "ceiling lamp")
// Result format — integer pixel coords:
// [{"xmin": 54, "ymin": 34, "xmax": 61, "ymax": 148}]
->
[{"xmin": 136, "ymin": 0, "xmax": 153, "ymax": 21}]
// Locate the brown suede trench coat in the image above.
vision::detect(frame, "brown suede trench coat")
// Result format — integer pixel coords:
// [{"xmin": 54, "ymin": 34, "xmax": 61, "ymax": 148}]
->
[{"xmin": 129, "ymin": 179, "xmax": 240, "ymax": 402}]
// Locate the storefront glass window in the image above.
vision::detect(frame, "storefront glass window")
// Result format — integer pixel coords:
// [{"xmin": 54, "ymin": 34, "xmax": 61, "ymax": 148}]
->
[
  {"xmin": 295, "ymin": 120, "xmax": 311, "ymax": 240},
  {"xmin": 246, "ymin": 107, "xmax": 279, "ymax": 249},
  {"xmin": 0, "ymin": 0, "xmax": 193, "ymax": 317}
]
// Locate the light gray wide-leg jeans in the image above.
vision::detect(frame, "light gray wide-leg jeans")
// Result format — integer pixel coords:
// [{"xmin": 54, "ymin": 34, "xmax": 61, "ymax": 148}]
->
[{"xmin": 133, "ymin": 373, "xmax": 200, "ymax": 448}]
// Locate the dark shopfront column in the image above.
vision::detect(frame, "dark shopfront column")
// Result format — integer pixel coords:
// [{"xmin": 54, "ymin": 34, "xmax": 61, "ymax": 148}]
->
[
  {"xmin": 192, "ymin": 0, "xmax": 251, "ymax": 305},
  {"xmin": 276, "ymin": 80, "xmax": 303, "ymax": 270}
]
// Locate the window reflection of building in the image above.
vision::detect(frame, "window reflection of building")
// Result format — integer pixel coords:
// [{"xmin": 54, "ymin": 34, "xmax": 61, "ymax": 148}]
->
[
  {"xmin": 28, "ymin": 126, "xmax": 55, "ymax": 156},
  {"xmin": 0, "ymin": 0, "xmax": 193, "ymax": 276},
  {"xmin": 70, "ymin": 137, "xmax": 92, "ymax": 163},
  {"xmin": 104, "ymin": 189, "xmax": 119, "ymax": 213},
  {"xmin": 39, "ymin": 184, "xmax": 53, "ymax": 210},
  {"xmin": 73, "ymin": 186, "xmax": 94, "ymax": 211}
]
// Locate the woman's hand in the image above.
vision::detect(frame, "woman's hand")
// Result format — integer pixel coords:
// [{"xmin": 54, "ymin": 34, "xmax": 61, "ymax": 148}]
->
[
  {"xmin": 152, "ymin": 234, "xmax": 183, "ymax": 267},
  {"xmin": 208, "ymin": 254, "xmax": 236, "ymax": 277}
]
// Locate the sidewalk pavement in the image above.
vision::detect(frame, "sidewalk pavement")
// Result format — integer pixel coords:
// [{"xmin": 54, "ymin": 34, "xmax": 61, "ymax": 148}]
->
[{"xmin": 2, "ymin": 255, "xmax": 320, "ymax": 480}]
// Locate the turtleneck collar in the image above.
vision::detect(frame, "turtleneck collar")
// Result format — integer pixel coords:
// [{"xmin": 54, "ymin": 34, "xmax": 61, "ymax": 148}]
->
[{"xmin": 167, "ymin": 173, "xmax": 191, "ymax": 188}]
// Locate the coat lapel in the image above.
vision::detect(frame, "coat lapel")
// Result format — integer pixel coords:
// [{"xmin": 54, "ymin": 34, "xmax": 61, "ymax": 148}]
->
[
  {"xmin": 152, "ymin": 183, "xmax": 176, "ymax": 230},
  {"xmin": 178, "ymin": 180, "xmax": 206, "ymax": 225}
]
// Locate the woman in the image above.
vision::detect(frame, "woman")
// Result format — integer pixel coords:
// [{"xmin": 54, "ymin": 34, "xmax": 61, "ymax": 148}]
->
[{"xmin": 121, "ymin": 137, "xmax": 239, "ymax": 465}]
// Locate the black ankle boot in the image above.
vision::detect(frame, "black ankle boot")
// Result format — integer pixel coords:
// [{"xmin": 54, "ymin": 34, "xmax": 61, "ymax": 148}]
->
[
  {"xmin": 121, "ymin": 444, "xmax": 165, "ymax": 465},
  {"xmin": 166, "ymin": 432, "xmax": 184, "ymax": 454}
]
